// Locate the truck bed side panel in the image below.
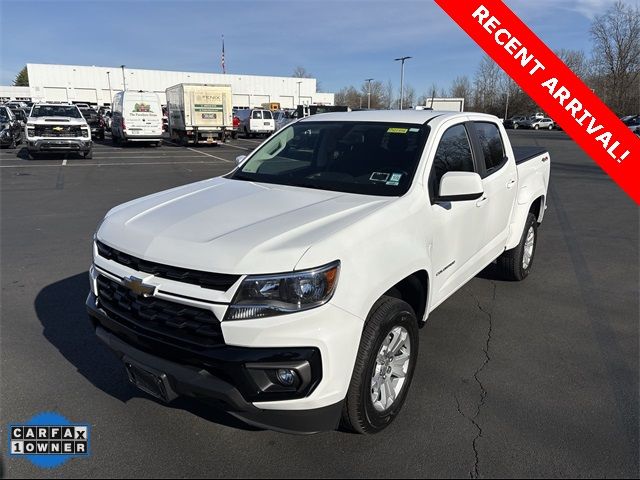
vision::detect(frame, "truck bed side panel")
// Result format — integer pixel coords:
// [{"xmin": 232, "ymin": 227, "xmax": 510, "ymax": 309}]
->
[{"xmin": 506, "ymin": 151, "xmax": 551, "ymax": 249}]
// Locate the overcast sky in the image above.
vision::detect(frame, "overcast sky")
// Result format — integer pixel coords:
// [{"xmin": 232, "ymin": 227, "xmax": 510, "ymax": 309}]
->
[{"xmin": 0, "ymin": 0, "xmax": 636, "ymax": 95}]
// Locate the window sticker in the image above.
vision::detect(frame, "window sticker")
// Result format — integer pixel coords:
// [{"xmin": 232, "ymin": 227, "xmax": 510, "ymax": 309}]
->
[
  {"xmin": 390, "ymin": 173, "xmax": 403, "ymax": 182},
  {"xmin": 409, "ymin": 128, "xmax": 420, "ymax": 132},
  {"xmin": 370, "ymin": 172, "xmax": 390, "ymax": 182},
  {"xmin": 387, "ymin": 127, "xmax": 408, "ymax": 134}
]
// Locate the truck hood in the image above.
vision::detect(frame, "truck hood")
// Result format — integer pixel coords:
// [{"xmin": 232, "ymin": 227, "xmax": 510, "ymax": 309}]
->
[
  {"xmin": 97, "ymin": 177, "xmax": 391, "ymax": 274},
  {"xmin": 28, "ymin": 116, "xmax": 88, "ymax": 126}
]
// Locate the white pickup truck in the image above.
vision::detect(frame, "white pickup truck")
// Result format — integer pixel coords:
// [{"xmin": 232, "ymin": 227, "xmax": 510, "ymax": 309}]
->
[
  {"xmin": 88, "ymin": 111, "xmax": 550, "ymax": 434},
  {"xmin": 25, "ymin": 103, "xmax": 92, "ymax": 159}
]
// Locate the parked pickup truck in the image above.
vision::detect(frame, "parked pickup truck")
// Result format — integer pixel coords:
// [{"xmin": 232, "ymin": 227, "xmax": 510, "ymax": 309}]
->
[
  {"xmin": 26, "ymin": 103, "xmax": 92, "ymax": 159},
  {"xmin": 88, "ymin": 111, "xmax": 550, "ymax": 434}
]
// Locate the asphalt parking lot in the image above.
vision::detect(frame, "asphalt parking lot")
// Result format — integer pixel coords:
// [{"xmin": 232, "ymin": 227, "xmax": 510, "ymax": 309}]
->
[{"xmin": 1, "ymin": 130, "xmax": 638, "ymax": 478}]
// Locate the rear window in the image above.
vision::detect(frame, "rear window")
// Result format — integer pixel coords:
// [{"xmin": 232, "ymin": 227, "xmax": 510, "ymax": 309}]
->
[
  {"xmin": 252, "ymin": 110, "xmax": 263, "ymax": 119},
  {"xmin": 125, "ymin": 100, "xmax": 159, "ymax": 115},
  {"xmin": 263, "ymin": 110, "xmax": 273, "ymax": 119}
]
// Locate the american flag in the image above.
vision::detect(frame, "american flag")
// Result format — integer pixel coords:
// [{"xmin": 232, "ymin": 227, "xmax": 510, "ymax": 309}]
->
[{"xmin": 221, "ymin": 35, "xmax": 226, "ymax": 74}]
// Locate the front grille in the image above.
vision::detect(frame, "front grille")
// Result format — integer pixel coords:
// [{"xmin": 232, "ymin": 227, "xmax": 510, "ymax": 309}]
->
[
  {"xmin": 96, "ymin": 241, "xmax": 240, "ymax": 291},
  {"xmin": 34, "ymin": 125, "xmax": 83, "ymax": 137},
  {"xmin": 96, "ymin": 275, "xmax": 224, "ymax": 347}
]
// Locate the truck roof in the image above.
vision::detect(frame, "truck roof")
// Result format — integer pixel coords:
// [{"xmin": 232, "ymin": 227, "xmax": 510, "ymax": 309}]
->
[{"xmin": 297, "ymin": 110, "xmax": 498, "ymax": 125}]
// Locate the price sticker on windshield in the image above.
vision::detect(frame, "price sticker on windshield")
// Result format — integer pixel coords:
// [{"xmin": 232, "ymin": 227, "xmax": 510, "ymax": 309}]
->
[{"xmin": 387, "ymin": 128, "xmax": 408, "ymax": 134}]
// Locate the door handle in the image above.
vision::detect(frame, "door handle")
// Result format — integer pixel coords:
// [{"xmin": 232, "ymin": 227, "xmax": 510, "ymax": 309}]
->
[
  {"xmin": 506, "ymin": 179, "xmax": 516, "ymax": 189},
  {"xmin": 476, "ymin": 197, "xmax": 488, "ymax": 207}
]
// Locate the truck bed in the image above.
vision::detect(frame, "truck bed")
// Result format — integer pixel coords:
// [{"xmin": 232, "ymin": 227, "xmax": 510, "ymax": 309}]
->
[{"xmin": 513, "ymin": 146, "xmax": 548, "ymax": 165}]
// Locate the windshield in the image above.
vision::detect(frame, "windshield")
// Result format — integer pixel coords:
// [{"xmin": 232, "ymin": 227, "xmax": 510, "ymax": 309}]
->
[
  {"xmin": 30, "ymin": 105, "xmax": 82, "ymax": 118},
  {"xmin": 230, "ymin": 121, "xmax": 429, "ymax": 196}
]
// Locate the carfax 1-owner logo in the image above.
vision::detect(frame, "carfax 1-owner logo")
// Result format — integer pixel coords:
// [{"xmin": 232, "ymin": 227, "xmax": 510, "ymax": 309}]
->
[{"xmin": 8, "ymin": 412, "xmax": 90, "ymax": 468}]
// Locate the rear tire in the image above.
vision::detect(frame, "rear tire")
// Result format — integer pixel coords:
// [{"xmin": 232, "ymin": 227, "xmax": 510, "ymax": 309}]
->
[
  {"xmin": 497, "ymin": 213, "xmax": 538, "ymax": 281},
  {"xmin": 341, "ymin": 296, "xmax": 419, "ymax": 434}
]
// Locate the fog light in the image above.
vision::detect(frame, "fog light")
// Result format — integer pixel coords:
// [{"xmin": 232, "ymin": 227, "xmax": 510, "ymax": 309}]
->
[{"xmin": 276, "ymin": 368, "xmax": 297, "ymax": 387}]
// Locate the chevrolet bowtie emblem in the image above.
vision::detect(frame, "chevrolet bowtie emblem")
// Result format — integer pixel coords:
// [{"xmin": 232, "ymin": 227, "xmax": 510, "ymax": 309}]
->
[
  {"xmin": 52, "ymin": 126, "xmax": 64, "ymax": 131},
  {"xmin": 122, "ymin": 275, "xmax": 157, "ymax": 297}
]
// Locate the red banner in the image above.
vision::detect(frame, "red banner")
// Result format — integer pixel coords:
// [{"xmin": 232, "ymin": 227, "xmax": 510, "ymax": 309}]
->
[{"xmin": 435, "ymin": 0, "xmax": 640, "ymax": 204}]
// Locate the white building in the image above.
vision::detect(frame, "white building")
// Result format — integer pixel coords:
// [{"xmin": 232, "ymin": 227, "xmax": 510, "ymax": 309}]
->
[{"xmin": 1, "ymin": 63, "xmax": 334, "ymax": 108}]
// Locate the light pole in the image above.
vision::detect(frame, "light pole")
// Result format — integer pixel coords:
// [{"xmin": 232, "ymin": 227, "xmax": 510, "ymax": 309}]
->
[
  {"xmin": 106, "ymin": 71, "xmax": 113, "ymax": 105},
  {"xmin": 120, "ymin": 65, "xmax": 126, "ymax": 91},
  {"xmin": 365, "ymin": 78, "xmax": 374, "ymax": 109},
  {"xmin": 394, "ymin": 56, "xmax": 412, "ymax": 110}
]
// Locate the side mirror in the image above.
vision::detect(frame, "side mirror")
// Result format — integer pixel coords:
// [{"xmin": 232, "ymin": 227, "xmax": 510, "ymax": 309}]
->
[
  {"xmin": 235, "ymin": 155, "xmax": 247, "ymax": 166},
  {"xmin": 437, "ymin": 172, "xmax": 484, "ymax": 202}
]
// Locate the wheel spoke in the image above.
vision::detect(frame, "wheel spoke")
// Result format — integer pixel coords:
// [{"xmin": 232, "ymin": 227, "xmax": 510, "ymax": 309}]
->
[
  {"xmin": 384, "ymin": 379, "xmax": 396, "ymax": 408},
  {"xmin": 392, "ymin": 351, "xmax": 410, "ymax": 366},
  {"xmin": 391, "ymin": 363, "xmax": 406, "ymax": 378},
  {"xmin": 388, "ymin": 329, "xmax": 406, "ymax": 354}
]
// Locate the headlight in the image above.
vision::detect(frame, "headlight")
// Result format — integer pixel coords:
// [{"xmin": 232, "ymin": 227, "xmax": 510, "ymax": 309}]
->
[
  {"xmin": 81, "ymin": 128, "xmax": 89, "ymax": 138},
  {"xmin": 226, "ymin": 261, "xmax": 340, "ymax": 320}
]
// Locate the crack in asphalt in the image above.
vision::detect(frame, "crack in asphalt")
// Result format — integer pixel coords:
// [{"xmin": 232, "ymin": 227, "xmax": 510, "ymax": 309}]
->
[{"xmin": 455, "ymin": 282, "xmax": 496, "ymax": 479}]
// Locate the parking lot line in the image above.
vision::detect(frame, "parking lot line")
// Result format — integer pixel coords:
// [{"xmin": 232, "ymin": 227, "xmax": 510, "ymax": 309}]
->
[
  {"xmin": 219, "ymin": 142, "xmax": 252, "ymax": 151},
  {"xmin": 186, "ymin": 147, "xmax": 232, "ymax": 162},
  {"xmin": 0, "ymin": 159, "xmax": 226, "ymax": 168}
]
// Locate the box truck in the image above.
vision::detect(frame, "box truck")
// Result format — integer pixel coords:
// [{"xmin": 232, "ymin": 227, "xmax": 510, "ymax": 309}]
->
[{"xmin": 166, "ymin": 84, "xmax": 234, "ymax": 145}]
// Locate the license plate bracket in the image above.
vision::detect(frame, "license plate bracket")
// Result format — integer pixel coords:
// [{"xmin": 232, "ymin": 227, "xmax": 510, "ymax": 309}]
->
[{"xmin": 124, "ymin": 357, "xmax": 178, "ymax": 403}]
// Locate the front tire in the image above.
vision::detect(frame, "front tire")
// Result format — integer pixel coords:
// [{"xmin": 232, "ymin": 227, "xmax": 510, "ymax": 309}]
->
[
  {"xmin": 497, "ymin": 212, "xmax": 538, "ymax": 281},
  {"xmin": 341, "ymin": 296, "xmax": 419, "ymax": 434},
  {"xmin": 83, "ymin": 149, "xmax": 93, "ymax": 160}
]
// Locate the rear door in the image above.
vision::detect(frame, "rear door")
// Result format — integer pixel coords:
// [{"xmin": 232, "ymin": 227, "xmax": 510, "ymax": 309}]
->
[
  {"xmin": 250, "ymin": 109, "xmax": 273, "ymax": 133},
  {"xmin": 469, "ymin": 121, "xmax": 517, "ymax": 257},
  {"xmin": 190, "ymin": 90, "xmax": 225, "ymax": 128},
  {"xmin": 124, "ymin": 94, "xmax": 162, "ymax": 137}
]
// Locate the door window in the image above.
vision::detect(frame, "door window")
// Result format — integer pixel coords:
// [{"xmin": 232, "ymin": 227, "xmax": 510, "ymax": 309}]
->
[
  {"xmin": 429, "ymin": 124, "xmax": 475, "ymax": 200},
  {"xmin": 474, "ymin": 122, "xmax": 506, "ymax": 175}
]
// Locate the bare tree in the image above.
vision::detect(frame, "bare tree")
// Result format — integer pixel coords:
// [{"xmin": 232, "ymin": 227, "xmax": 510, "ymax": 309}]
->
[
  {"xmin": 449, "ymin": 76, "xmax": 472, "ymax": 102},
  {"xmin": 359, "ymin": 80, "xmax": 386, "ymax": 109},
  {"xmin": 473, "ymin": 56, "xmax": 507, "ymax": 115},
  {"xmin": 383, "ymin": 80, "xmax": 395, "ymax": 109},
  {"xmin": 555, "ymin": 49, "xmax": 590, "ymax": 81},
  {"xmin": 292, "ymin": 66, "xmax": 313, "ymax": 78},
  {"xmin": 335, "ymin": 86, "xmax": 362, "ymax": 109},
  {"xmin": 590, "ymin": 0, "xmax": 640, "ymax": 114},
  {"xmin": 396, "ymin": 84, "xmax": 416, "ymax": 109}
]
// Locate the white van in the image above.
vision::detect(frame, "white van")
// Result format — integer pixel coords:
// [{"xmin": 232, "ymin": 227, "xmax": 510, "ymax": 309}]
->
[
  {"xmin": 111, "ymin": 91, "xmax": 163, "ymax": 146},
  {"xmin": 235, "ymin": 108, "xmax": 275, "ymax": 137}
]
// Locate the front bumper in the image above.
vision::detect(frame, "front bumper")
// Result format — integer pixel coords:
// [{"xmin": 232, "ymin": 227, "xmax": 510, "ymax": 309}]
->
[
  {"xmin": 28, "ymin": 138, "xmax": 92, "ymax": 152},
  {"xmin": 87, "ymin": 293, "xmax": 344, "ymax": 433}
]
